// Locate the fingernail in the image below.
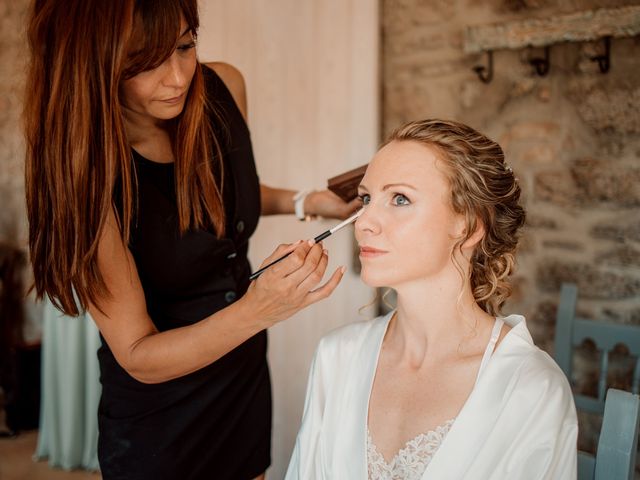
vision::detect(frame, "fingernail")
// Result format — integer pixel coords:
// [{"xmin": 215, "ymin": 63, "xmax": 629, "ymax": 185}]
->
[
  {"xmin": 323, "ymin": 249, "xmax": 328, "ymax": 255},
  {"xmin": 340, "ymin": 266, "xmax": 346, "ymax": 274},
  {"xmin": 307, "ymin": 239, "xmax": 315, "ymax": 246}
]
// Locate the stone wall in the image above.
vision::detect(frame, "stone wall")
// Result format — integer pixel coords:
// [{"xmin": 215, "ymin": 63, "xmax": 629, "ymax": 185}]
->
[
  {"xmin": 0, "ymin": 0, "xmax": 29, "ymax": 248},
  {"xmin": 382, "ymin": 0, "xmax": 640, "ymax": 454},
  {"xmin": 0, "ymin": 1, "xmax": 39, "ymax": 341}
]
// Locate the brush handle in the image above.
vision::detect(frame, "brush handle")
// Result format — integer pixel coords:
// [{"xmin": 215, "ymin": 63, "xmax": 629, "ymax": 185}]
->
[
  {"xmin": 248, "ymin": 251, "xmax": 293, "ymax": 281},
  {"xmin": 249, "ymin": 227, "xmax": 336, "ymax": 281},
  {"xmin": 313, "ymin": 230, "xmax": 332, "ymax": 243},
  {"xmin": 248, "ymin": 208, "xmax": 364, "ymax": 281}
]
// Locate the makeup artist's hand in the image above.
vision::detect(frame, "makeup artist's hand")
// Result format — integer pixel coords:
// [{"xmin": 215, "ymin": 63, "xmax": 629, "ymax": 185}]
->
[
  {"xmin": 305, "ymin": 190, "xmax": 361, "ymax": 220},
  {"xmin": 239, "ymin": 240, "xmax": 346, "ymax": 328}
]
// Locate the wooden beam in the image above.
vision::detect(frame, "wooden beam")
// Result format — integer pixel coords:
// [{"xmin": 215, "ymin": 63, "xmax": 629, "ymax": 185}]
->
[{"xmin": 464, "ymin": 6, "xmax": 640, "ymax": 54}]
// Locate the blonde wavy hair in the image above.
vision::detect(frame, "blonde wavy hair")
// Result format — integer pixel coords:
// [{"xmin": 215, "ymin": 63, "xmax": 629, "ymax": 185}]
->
[{"xmin": 385, "ymin": 119, "xmax": 526, "ymax": 316}]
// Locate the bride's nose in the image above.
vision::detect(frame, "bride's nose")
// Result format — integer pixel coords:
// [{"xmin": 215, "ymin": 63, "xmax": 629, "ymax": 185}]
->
[{"xmin": 355, "ymin": 205, "xmax": 379, "ymax": 234}]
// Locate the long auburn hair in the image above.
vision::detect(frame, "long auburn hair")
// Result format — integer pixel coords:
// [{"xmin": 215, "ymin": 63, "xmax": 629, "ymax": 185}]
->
[{"xmin": 24, "ymin": 0, "xmax": 225, "ymax": 316}]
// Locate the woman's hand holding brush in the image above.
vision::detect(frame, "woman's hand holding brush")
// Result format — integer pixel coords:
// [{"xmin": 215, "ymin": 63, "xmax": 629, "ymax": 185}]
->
[{"xmin": 236, "ymin": 239, "xmax": 346, "ymax": 329}]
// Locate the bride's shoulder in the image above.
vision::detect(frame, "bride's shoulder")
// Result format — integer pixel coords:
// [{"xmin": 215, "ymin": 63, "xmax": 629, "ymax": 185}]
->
[{"xmin": 316, "ymin": 313, "xmax": 391, "ymax": 357}]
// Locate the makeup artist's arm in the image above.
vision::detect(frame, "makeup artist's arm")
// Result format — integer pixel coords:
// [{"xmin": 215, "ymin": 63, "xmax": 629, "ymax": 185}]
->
[
  {"xmin": 260, "ymin": 185, "xmax": 357, "ymax": 219},
  {"xmin": 88, "ymin": 210, "xmax": 345, "ymax": 384}
]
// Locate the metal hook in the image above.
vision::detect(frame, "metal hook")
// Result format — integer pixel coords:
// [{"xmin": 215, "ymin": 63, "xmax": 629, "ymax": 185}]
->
[
  {"xmin": 529, "ymin": 46, "xmax": 550, "ymax": 76},
  {"xmin": 590, "ymin": 36, "xmax": 611, "ymax": 74},
  {"xmin": 472, "ymin": 50, "xmax": 493, "ymax": 84}
]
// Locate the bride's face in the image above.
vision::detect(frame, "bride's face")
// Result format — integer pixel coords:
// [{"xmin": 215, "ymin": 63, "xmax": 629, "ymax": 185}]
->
[{"xmin": 355, "ymin": 140, "xmax": 465, "ymax": 288}]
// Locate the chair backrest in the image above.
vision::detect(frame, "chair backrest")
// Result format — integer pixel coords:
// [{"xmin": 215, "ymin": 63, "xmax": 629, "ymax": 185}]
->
[
  {"xmin": 578, "ymin": 388, "xmax": 640, "ymax": 480},
  {"xmin": 554, "ymin": 283, "xmax": 640, "ymax": 414}
]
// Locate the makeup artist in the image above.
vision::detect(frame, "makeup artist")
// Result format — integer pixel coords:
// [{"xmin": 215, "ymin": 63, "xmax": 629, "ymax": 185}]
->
[{"xmin": 23, "ymin": 1, "xmax": 358, "ymax": 479}]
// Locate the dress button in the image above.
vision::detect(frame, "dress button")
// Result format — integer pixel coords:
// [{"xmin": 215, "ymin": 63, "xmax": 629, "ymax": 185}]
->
[
  {"xmin": 224, "ymin": 291, "xmax": 236, "ymax": 303},
  {"xmin": 236, "ymin": 220, "xmax": 245, "ymax": 233}
]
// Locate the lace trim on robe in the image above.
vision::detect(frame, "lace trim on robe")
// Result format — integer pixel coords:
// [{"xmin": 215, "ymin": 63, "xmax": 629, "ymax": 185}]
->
[{"xmin": 367, "ymin": 418, "xmax": 455, "ymax": 480}]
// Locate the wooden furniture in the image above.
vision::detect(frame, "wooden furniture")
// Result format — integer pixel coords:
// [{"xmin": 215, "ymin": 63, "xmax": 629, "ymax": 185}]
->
[
  {"xmin": 553, "ymin": 282, "xmax": 640, "ymax": 479},
  {"xmin": 578, "ymin": 388, "xmax": 640, "ymax": 480},
  {"xmin": 554, "ymin": 282, "xmax": 640, "ymax": 414}
]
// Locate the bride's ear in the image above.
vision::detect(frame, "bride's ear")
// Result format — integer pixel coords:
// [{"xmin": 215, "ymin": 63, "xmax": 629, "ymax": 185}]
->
[{"xmin": 461, "ymin": 218, "xmax": 485, "ymax": 250}]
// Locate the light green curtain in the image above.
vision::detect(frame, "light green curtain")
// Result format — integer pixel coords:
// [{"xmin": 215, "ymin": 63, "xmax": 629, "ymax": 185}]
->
[{"xmin": 34, "ymin": 299, "xmax": 101, "ymax": 471}]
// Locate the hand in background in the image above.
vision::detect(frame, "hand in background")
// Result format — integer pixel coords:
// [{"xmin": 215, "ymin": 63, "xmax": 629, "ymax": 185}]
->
[{"xmin": 305, "ymin": 190, "xmax": 361, "ymax": 220}]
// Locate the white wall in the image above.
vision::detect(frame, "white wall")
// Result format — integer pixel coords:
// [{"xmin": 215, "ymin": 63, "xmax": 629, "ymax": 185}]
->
[{"xmin": 197, "ymin": 1, "xmax": 379, "ymax": 477}]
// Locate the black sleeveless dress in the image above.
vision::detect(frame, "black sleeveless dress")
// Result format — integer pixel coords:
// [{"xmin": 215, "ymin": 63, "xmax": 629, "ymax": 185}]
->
[{"xmin": 97, "ymin": 65, "xmax": 271, "ymax": 480}]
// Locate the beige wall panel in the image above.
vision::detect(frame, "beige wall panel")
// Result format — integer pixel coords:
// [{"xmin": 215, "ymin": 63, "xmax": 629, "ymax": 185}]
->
[{"xmin": 198, "ymin": 1, "xmax": 379, "ymax": 476}]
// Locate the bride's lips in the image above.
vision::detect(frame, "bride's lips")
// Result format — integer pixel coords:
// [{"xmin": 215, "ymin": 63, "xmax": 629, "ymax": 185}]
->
[{"xmin": 359, "ymin": 246, "xmax": 388, "ymax": 258}]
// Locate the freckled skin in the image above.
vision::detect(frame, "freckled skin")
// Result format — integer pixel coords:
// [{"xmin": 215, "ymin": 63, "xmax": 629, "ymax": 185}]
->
[{"xmin": 355, "ymin": 140, "xmax": 464, "ymax": 289}]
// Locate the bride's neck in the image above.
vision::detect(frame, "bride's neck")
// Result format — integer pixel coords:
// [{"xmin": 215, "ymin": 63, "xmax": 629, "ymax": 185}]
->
[{"xmin": 387, "ymin": 278, "xmax": 494, "ymax": 366}]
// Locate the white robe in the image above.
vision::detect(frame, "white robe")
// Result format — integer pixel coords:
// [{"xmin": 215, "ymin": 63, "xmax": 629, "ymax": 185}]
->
[{"xmin": 285, "ymin": 312, "xmax": 578, "ymax": 480}]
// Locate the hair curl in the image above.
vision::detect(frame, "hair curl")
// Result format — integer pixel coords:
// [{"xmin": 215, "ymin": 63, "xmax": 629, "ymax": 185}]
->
[{"xmin": 385, "ymin": 119, "xmax": 526, "ymax": 316}]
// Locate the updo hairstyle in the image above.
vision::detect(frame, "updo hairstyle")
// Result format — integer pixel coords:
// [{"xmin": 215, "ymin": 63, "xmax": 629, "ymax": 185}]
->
[{"xmin": 385, "ymin": 119, "xmax": 526, "ymax": 316}]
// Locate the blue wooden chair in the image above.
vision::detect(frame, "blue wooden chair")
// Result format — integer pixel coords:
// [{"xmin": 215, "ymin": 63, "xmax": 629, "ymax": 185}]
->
[
  {"xmin": 553, "ymin": 282, "xmax": 640, "ymax": 479},
  {"xmin": 578, "ymin": 388, "xmax": 640, "ymax": 480},
  {"xmin": 554, "ymin": 283, "xmax": 640, "ymax": 414}
]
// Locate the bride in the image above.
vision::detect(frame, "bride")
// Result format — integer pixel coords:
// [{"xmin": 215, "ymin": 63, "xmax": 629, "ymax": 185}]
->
[{"xmin": 285, "ymin": 119, "xmax": 577, "ymax": 480}]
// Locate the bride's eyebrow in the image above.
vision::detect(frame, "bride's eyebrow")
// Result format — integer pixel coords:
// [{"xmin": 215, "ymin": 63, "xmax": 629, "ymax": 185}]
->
[{"xmin": 382, "ymin": 183, "xmax": 416, "ymax": 191}]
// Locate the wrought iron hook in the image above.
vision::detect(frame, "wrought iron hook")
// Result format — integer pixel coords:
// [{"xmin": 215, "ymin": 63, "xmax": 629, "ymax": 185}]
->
[
  {"xmin": 590, "ymin": 36, "xmax": 611, "ymax": 74},
  {"xmin": 472, "ymin": 50, "xmax": 493, "ymax": 84},
  {"xmin": 529, "ymin": 46, "xmax": 550, "ymax": 76}
]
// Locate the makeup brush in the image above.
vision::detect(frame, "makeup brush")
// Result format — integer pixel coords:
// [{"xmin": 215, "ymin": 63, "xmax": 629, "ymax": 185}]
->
[{"xmin": 249, "ymin": 208, "xmax": 363, "ymax": 281}]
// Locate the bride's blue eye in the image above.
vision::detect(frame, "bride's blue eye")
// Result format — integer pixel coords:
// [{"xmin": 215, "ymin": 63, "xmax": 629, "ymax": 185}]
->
[
  {"xmin": 358, "ymin": 194, "xmax": 370, "ymax": 205},
  {"xmin": 392, "ymin": 193, "xmax": 410, "ymax": 206}
]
